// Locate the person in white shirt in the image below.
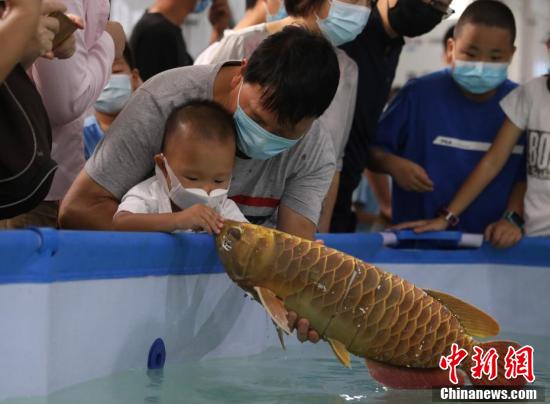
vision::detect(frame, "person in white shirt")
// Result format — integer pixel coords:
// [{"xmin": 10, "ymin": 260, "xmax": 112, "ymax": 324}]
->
[{"xmin": 113, "ymin": 99, "xmax": 246, "ymax": 233}]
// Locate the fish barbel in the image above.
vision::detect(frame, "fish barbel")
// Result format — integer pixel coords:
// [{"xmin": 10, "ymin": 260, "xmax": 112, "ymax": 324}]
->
[{"xmin": 216, "ymin": 220, "xmax": 526, "ymax": 388}]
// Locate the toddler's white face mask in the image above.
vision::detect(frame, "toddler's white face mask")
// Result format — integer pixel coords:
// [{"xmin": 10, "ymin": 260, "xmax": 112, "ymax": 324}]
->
[{"xmin": 155, "ymin": 156, "xmax": 228, "ymax": 212}]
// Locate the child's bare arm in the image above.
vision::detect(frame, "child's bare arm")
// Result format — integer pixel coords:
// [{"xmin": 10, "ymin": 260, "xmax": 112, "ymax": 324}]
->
[
  {"xmin": 446, "ymin": 118, "xmax": 523, "ymax": 217},
  {"xmin": 113, "ymin": 205, "xmax": 224, "ymax": 234}
]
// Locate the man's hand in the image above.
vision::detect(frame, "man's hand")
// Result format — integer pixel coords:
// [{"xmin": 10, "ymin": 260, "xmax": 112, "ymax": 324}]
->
[
  {"xmin": 286, "ymin": 311, "xmax": 320, "ymax": 343},
  {"xmin": 389, "ymin": 156, "xmax": 434, "ymax": 193},
  {"xmin": 105, "ymin": 21, "xmax": 126, "ymax": 59},
  {"xmin": 175, "ymin": 204, "xmax": 224, "ymax": 234},
  {"xmin": 20, "ymin": 0, "xmax": 66, "ymax": 66},
  {"xmin": 51, "ymin": 13, "xmax": 83, "ymax": 59},
  {"xmin": 484, "ymin": 219, "xmax": 522, "ymax": 249},
  {"xmin": 391, "ymin": 216, "xmax": 448, "ymax": 233}
]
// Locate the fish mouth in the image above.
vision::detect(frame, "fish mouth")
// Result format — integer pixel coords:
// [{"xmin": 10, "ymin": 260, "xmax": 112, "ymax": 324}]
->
[{"xmin": 216, "ymin": 221, "xmax": 248, "ymax": 280}]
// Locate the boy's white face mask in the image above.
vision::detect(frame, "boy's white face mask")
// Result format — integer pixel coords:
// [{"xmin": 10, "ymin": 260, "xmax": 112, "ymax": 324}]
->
[{"xmin": 155, "ymin": 156, "xmax": 228, "ymax": 212}]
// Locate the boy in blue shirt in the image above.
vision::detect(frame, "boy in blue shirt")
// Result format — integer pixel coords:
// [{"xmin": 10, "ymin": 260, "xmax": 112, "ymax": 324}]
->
[{"xmin": 371, "ymin": 0, "xmax": 526, "ymax": 236}]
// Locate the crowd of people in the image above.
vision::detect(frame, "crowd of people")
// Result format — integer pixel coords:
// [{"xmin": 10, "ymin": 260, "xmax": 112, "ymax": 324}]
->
[{"xmin": 1, "ymin": 0, "xmax": 549, "ymax": 253}]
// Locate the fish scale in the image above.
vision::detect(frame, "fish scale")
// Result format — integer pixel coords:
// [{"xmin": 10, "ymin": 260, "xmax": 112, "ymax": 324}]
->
[{"xmin": 216, "ymin": 221, "xmax": 525, "ymax": 389}]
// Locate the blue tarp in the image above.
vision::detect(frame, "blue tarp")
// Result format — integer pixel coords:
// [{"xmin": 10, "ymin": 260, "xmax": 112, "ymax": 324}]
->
[{"xmin": 0, "ymin": 228, "xmax": 548, "ymax": 284}]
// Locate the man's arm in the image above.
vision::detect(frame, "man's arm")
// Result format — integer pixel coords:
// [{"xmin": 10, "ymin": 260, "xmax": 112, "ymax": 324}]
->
[
  {"xmin": 58, "ymin": 170, "xmax": 118, "ymax": 230},
  {"xmin": 0, "ymin": 0, "xmax": 41, "ymax": 82},
  {"xmin": 317, "ymin": 171, "xmax": 340, "ymax": 233},
  {"xmin": 277, "ymin": 204, "xmax": 317, "ymax": 241}
]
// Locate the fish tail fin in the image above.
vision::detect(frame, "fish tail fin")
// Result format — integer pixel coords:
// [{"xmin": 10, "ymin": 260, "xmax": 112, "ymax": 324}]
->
[
  {"xmin": 366, "ymin": 359, "xmax": 466, "ymax": 389},
  {"xmin": 465, "ymin": 340, "xmax": 527, "ymax": 387}
]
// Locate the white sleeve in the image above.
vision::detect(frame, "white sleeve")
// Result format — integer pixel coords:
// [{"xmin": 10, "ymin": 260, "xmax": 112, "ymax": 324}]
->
[
  {"xmin": 194, "ymin": 41, "xmax": 222, "ymax": 65},
  {"xmin": 221, "ymin": 199, "xmax": 249, "ymax": 223},
  {"xmin": 500, "ymin": 84, "xmax": 530, "ymax": 130},
  {"xmin": 115, "ymin": 183, "xmax": 160, "ymax": 216},
  {"xmin": 193, "ymin": 32, "xmax": 246, "ymax": 65}
]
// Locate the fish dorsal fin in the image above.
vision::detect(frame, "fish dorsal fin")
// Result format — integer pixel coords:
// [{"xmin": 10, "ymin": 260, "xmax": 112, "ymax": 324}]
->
[
  {"xmin": 254, "ymin": 286, "xmax": 292, "ymax": 335},
  {"xmin": 328, "ymin": 338, "xmax": 352, "ymax": 368},
  {"xmin": 424, "ymin": 289, "xmax": 500, "ymax": 338}
]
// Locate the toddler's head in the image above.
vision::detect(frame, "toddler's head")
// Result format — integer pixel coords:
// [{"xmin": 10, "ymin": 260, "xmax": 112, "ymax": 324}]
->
[{"xmin": 155, "ymin": 100, "xmax": 236, "ymax": 195}]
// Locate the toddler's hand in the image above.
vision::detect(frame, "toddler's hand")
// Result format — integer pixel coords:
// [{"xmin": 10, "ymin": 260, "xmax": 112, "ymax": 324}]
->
[{"xmin": 176, "ymin": 204, "xmax": 224, "ymax": 234}]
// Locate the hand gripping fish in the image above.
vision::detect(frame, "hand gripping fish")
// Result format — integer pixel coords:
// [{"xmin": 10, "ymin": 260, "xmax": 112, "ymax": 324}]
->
[{"xmin": 216, "ymin": 221, "xmax": 527, "ymax": 389}]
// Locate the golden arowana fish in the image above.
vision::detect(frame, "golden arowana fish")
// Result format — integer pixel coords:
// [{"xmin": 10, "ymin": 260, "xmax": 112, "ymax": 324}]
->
[{"xmin": 216, "ymin": 221, "xmax": 526, "ymax": 389}]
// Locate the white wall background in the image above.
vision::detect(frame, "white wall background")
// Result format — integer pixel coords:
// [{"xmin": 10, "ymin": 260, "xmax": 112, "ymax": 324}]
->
[{"xmin": 110, "ymin": 0, "xmax": 550, "ymax": 84}]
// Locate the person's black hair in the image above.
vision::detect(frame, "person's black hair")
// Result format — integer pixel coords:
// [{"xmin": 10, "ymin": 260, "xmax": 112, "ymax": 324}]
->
[
  {"xmin": 122, "ymin": 42, "xmax": 136, "ymax": 70},
  {"xmin": 443, "ymin": 24, "xmax": 455, "ymax": 50},
  {"xmin": 163, "ymin": 99, "xmax": 236, "ymax": 148},
  {"xmin": 244, "ymin": 26, "xmax": 339, "ymax": 126},
  {"xmin": 455, "ymin": 0, "xmax": 516, "ymax": 44},
  {"xmin": 284, "ymin": 0, "xmax": 324, "ymax": 17},
  {"xmin": 246, "ymin": 0, "xmax": 258, "ymax": 10}
]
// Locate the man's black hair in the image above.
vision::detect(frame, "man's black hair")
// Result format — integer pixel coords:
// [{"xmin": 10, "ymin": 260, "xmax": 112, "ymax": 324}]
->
[
  {"xmin": 244, "ymin": 26, "xmax": 339, "ymax": 126},
  {"xmin": 443, "ymin": 24, "xmax": 455, "ymax": 50},
  {"xmin": 122, "ymin": 42, "xmax": 136, "ymax": 70},
  {"xmin": 455, "ymin": 0, "xmax": 516, "ymax": 44},
  {"xmin": 163, "ymin": 99, "xmax": 236, "ymax": 148},
  {"xmin": 246, "ymin": 0, "xmax": 258, "ymax": 10},
  {"xmin": 284, "ymin": 0, "xmax": 324, "ymax": 17}
]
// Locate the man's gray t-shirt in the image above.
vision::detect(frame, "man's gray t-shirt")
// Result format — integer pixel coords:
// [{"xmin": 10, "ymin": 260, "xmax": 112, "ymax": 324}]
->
[{"xmin": 85, "ymin": 63, "xmax": 336, "ymax": 225}]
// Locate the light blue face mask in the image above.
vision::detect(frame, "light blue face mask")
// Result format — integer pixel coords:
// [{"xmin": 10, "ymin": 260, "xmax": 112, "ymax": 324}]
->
[
  {"xmin": 95, "ymin": 74, "xmax": 132, "ymax": 115},
  {"xmin": 233, "ymin": 82, "xmax": 300, "ymax": 160},
  {"xmin": 265, "ymin": 1, "xmax": 288, "ymax": 22},
  {"xmin": 192, "ymin": 0, "xmax": 212, "ymax": 14},
  {"xmin": 316, "ymin": 0, "xmax": 371, "ymax": 46},
  {"xmin": 451, "ymin": 60, "xmax": 509, "ymax": 94}
]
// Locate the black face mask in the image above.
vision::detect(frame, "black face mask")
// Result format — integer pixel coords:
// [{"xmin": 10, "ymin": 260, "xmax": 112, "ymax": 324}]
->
[{"xmin": 388, "ymin": 0, "xmax": 445, "ymax": 37}]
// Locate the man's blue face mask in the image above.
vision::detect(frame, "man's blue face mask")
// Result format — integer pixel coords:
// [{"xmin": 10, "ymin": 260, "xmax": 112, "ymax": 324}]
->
[
  {"xmin": 451, "ymin": 60, "xmax": 509, "ymax": 94},
  {"xmin": 316, "ymin": 0, "xmax": 371, "ymax": 46},
  {"xmin": 233, "ymin": 82, "xmax": 301, "ymax": 160}
]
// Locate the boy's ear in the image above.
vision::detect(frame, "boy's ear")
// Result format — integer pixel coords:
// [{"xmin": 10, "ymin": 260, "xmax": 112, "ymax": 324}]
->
[
  {"xmin": 230, "ymin": 60, "xmax": 247, "ymax": 90},
  {"xmin": 154, "ymin": 154, "xmax": 165, "ymax": 171},
  {"xmin": 447, "ymin": 37, "xmax": 455, "ymax": 62}
]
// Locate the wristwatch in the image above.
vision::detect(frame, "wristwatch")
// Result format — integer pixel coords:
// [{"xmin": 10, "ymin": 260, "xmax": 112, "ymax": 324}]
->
[
  {"xmin": 503, "ymin": 211, "xmax": 525, "ymax": 229},
  {"xmin": 438, "ymin": 207, "xmax": 460, "ymax": 227}
]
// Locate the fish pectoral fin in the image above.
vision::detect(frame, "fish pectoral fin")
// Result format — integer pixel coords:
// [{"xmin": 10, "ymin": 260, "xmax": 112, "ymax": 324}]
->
[
  {"xmin": 423, "ymin": 289, "xmax": 500, "ymax": 338},
  {"xmin": 254, "ymin": 286, "xmax": 291, "ymax": 335},
  {"xmin": 327, "ymin": 338, "xmax": 352, "ymax": 368}
]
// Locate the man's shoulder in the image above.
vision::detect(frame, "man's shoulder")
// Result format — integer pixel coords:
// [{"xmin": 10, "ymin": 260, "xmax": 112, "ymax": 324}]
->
[
  {"xmin": 138, "ymin": 64, "xmax": 218, "ymax": 104},
  {"xmin": 133, "ymin": 12, "xmax": 174, "ymax": 31}
]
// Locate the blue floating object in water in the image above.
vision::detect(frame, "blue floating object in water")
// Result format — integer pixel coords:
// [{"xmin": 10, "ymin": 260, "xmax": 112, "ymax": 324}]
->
[{"xmin": 147, "ymin": 338, "xmax": 166, "ymax": 369}]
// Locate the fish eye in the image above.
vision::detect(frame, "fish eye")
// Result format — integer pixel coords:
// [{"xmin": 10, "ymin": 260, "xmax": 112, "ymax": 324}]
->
[{"xmin": 228, "ymin": 227, "xmax": 242, "ymax": 240}]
